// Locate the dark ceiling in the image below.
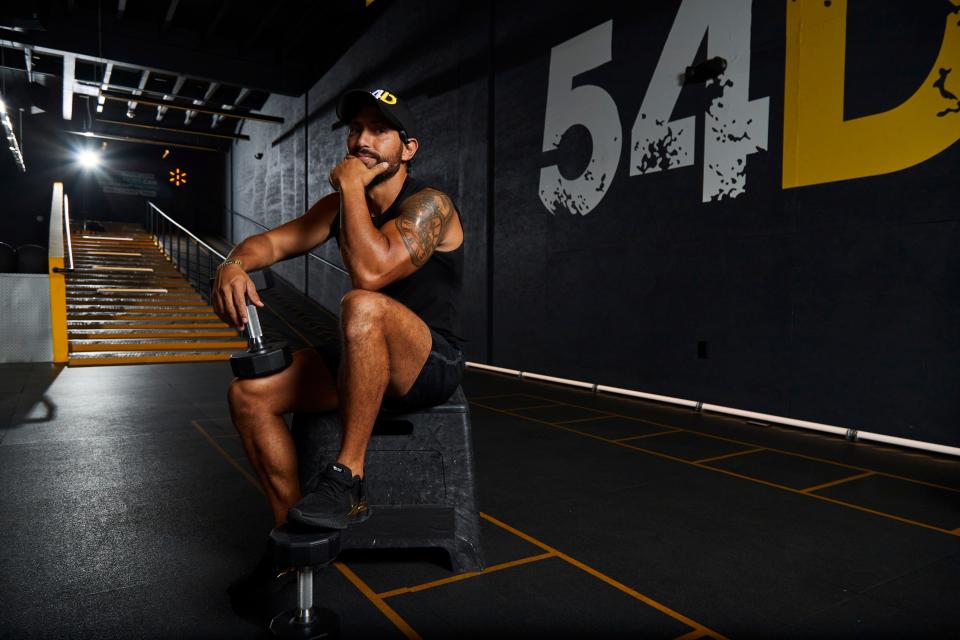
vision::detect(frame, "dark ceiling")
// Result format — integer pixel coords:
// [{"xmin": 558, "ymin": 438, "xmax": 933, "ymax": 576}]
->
[{"xmin": 0, "ymin": 0, "xmax": 387, "ymax": 153}]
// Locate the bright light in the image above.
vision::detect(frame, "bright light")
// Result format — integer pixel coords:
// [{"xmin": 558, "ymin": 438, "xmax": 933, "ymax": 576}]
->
[
  {"xmin": 77, "ymin": 149, "xmax": 101, "ymax": 169},
  {"xmin": 0, "ymin": 98, "xmax": 6, "ymax": 115}
]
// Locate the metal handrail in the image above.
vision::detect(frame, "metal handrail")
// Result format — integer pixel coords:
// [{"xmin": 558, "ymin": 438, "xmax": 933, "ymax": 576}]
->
[
  {"xmin": 229, "ymin": 207, "xmax": 348, "ymax": 276},
  {"xmin": 145, "ymin": 201, "xmax": 351, "ymax": 302},
  {"xmin": 147, "ymin": 202, "xmax": 226, "ymax": 260},
  {"xmin": 62, "ymin": 193, "xmax": 74, "ymax": 271},
  {"xmin": 146, "ymin": 201, "xmax": 227, "ymax": 301}
]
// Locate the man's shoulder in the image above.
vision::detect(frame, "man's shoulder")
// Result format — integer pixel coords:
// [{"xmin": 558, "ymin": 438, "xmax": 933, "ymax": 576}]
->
[{"xmin": 399, "ymin": 183, "xmax": 457, "ymax": 217}]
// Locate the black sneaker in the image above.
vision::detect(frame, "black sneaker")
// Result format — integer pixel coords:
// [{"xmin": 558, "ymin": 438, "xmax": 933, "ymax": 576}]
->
[{"xmin": 287, "ymin": 462, "xmax": 371, "ymax": 529}]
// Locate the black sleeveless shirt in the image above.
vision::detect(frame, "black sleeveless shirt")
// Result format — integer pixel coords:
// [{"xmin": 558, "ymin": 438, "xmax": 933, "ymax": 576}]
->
[{"xmin": 331, "ymin": 177, "xmax": 465, "ymax": 349}]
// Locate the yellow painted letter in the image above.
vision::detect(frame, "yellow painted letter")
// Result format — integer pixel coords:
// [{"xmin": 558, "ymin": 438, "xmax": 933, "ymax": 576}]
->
[{"xmin": 783, "ymin": 0, "xmax": 960, "ymax": 188}]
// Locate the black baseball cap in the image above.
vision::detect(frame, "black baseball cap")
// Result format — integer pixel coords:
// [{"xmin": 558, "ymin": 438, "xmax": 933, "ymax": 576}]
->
[{"xmin": 336, "ymin": 88, "xmax": 416, "ymax": 142}]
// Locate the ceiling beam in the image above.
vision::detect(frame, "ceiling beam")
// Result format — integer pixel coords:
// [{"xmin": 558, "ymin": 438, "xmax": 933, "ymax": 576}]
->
[
  {"xmin": 211, "ymin": 87, "xmax": 248, "ymax": 128},
  {"xmin": 185, "ymin": 81, "xmax": 217, "ymax": 126},
  {"xmin": 62, "ymin": 54, "xmax": 75, "ymax": 120},
  {"xmin": 125, "ymin": 69, "xmax": 149, "ymax": 117},
  {"xmin": 99, "ymin": 89, "xmax": 283, "ymax": 124},
  {"xmin": 66, "ymin": 129, "xmax": 221, "ymax": 153},
  {"xmin": 0, "ymin": 25, "xmax": 300, "ymax": 95},
  {"xmin": 96, "ymin": 117, "xmax": 250, "ymax": 141},
  {"xmin": 96, "ymin": 62, "xmax": 113, "ymax": 113},
  {"xmin": 157, "ymin": 74, "xmax": 186, "ymax": 121}
]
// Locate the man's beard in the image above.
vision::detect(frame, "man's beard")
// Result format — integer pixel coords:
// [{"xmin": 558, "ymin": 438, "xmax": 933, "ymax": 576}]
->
[{"xmin": 359, "ymin": 149, "xmax": 403, "ymax": 188}]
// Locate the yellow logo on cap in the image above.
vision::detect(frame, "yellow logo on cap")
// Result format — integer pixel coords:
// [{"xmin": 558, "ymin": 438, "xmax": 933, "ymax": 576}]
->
[{"xmin": 371, "ymin": 89, "xmax": 397, "ymax": 105}]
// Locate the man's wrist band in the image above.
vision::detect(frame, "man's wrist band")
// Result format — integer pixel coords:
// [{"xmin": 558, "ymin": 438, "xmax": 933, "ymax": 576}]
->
[{"xmin": 217, "ymin": 258, "xmax": 243, "ymax": 272}]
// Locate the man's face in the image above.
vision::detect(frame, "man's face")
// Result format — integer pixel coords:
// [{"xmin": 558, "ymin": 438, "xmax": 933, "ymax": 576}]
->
[{"xmin": 347, "ymin": 105, "xmax": 404, "ymax": 186}]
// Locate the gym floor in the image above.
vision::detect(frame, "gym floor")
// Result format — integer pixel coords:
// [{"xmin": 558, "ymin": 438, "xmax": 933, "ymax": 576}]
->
[{"xmin": 2, "ymin": 288, "xmax": 959, "ymax": 638}]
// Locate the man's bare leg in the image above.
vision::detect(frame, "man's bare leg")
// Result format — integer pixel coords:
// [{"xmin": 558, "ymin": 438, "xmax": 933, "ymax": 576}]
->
[
  {"xmin": 227, "ymin": 348, "xmax": 339, "ymax": 525},
  {"xmin": 335, "ymin": 289, "xmax": 432, "ymax": 477}
]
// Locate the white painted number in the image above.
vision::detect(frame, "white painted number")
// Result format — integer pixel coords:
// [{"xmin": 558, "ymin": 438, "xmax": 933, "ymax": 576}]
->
[
  {"xmin": 539, "ymin": 21, "xmax": 622, "ymax": 216},
  {"xmin": 541, "ymin": 1, "xmax": 769, "ymax": 213}
]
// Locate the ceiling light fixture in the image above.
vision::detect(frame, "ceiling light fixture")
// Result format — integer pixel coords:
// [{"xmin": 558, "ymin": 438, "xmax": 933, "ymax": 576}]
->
[
  {"xmin": 0, "ymin": 96, "xmax": 26, "ymax": 172},
  {"xmin": 77, "ymin": 148, "xmax": 101, "ymax": 170}
]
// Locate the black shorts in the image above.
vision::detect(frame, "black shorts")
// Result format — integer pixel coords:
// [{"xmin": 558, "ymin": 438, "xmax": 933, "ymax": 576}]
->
[{"xmin": 314, "ymin": 327, "xmax": 465, "ymax": 413}]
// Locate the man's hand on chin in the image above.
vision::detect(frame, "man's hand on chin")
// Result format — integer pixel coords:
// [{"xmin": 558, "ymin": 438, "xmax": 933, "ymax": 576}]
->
[{"xmin": 329, "ymin": 154, "xmax": 389, "ymax": 191}]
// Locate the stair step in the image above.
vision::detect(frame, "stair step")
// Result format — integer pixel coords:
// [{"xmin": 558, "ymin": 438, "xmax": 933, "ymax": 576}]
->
[
  {"xmin": 66, "ymin": 296, "xmax": 208, "ymax": 305},
  {"xmin": 68, "ymin": 320, "xmax": 230, "ymax": 328},
  {"xmin": 80, "ymin": 251, "xmax": 144, "ymax": 257},
  {"xmin": 68, "ymin": 352, "xmax": 232, "ymax": 366},
  {"xmin": 68, "ymin": 304, "xmax": 215, "ymax": 312},
  {"xmin": 72, "ymin": 243, "xmax": 157, "ymax": 250},
  {"xmin": 67, "ymin": 285, "xmax": 192, "ymax": 292},
  {"xmin": 86, "ymin": 265, "xmax": 156, "ymax": 273},
  {"xmin": 72, "ymin": 235, "xmax": 154, "ymax": 242},
  {"xmin": 68, "ymin": 312, "xmax": 220, "ymax": 320},
  {"xmin": 70, "ymin": 340, "xmax": 245, "ymax": 351},
  {"xmin": 67, "ymin": 270, "xmax": 186, "ymax": 279},
  {"xmin": 69, "ymin": 329, "xmax": 240, "ymax": 338},
  {"xmin": 71, "ymin": 258, "xmax": 174, "ymax": 267},
  {"xmin": 64, "ymin": 225, "xmax": 239, "ymax": 367}
]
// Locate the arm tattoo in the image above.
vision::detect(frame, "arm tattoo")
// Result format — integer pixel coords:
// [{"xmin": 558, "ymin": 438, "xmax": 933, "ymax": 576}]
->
[{"xmin": 395, "ymin": 189, "xmax": 454, "ymax": 267}]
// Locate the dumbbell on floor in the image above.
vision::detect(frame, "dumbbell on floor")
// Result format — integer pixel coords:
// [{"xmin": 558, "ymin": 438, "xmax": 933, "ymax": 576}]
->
[
  {"xmin": 226, "ymin": 269, "xmax": 293, "ymax": 379},
  {"xmin": 268, "ymin": 525, "xmax": 341, "ymax": 639}
]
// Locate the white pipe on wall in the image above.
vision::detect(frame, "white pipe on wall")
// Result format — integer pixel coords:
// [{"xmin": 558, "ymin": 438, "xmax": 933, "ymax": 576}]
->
[
  {"xmin": 699, "ymin": 403, "xmax": 850, "ymax": 437},
  {"xmin": 465, "ymin": 362, "xmax": 960, "ymax": 458},
  {"xmin": 596, "ymin": 384, "xmax": 700, "ymax": 409}
]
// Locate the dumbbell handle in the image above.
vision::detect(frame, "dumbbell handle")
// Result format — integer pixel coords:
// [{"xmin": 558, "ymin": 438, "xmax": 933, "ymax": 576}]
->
[
  {"xmin": 296, "ymin": 567, "xmax": 314, "ymax": 623},
  {"xmin": 245, "ymin": 303, "xmax": 266, "ymax": 352}
]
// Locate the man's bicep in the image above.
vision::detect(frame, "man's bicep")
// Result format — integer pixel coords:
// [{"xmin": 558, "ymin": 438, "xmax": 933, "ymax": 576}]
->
[
  {"xmin": 394, "ymin": 189, "xmax": 454, "ymax": 267},
  {"xmin": 267, "ymin": 193, "xmax": 339, "ymax": 260}
]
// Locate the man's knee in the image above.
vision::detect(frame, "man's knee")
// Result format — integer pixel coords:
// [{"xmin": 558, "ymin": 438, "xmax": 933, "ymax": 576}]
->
[
  {"xmin": 341, "ymin": 290, "xmax": 388, "ymax": 342},
  {"xmin": 228, "ymin": 377, "xmax": 275, "ymax": 422}
]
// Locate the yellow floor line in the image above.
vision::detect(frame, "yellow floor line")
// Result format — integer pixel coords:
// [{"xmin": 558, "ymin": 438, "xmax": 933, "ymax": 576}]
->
[
  {"xmin": 695, "ymin": 448, "xmax": 765, "ymax": 464},
  {"xmin": 509, "ymin": 393, "xmax": 960, "ymax": 494},
  {"xmin": 465, "ymin": 393, "xmax": 528, "ymax": 401},
  {"xmin": 613, "ymin": 429, "xmax": 683, "ymax": 442},
  {"xmin": 614, "ymin": 442, "xmax": 957, "ymax": 537},
  {"xmin": 470, "ymin": 400, "xmax": 960, "ymax": 537},
  {"xmin": 334, "ymin": 563, "xmax": 422, "ymax": 640},
  {"xmin": 505, "ymin": 403, "xmax": 565, "ymax": 411},
  {"xmin": 802, "ymin": 471, "xmax": 875, "ymax": 494},
  {"xmin": 192, "ymin": 420, "xmax": 261, "ymax": 493},
  {"xmin": 553, "ymin": 413, "xmax": 617, "ymax": 425},
  {"xmin": 378, "ymin": 552, "xmax": 556, "ymax": 599},
  {"xmin": 480, "ymin": 513, "xmax": 725, "ymax": 640}
]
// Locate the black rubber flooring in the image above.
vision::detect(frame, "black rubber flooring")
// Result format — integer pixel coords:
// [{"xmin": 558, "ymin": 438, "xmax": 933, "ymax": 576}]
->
[{"xmin": 2, "ymin": 355, "xmax": 959, "ymax": 637}]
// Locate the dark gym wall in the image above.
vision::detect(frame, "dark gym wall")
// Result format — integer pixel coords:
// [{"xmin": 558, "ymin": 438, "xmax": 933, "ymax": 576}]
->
[{"xmin": 229, "ymin": 0, "xmax": 960, "ymax": 448}]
